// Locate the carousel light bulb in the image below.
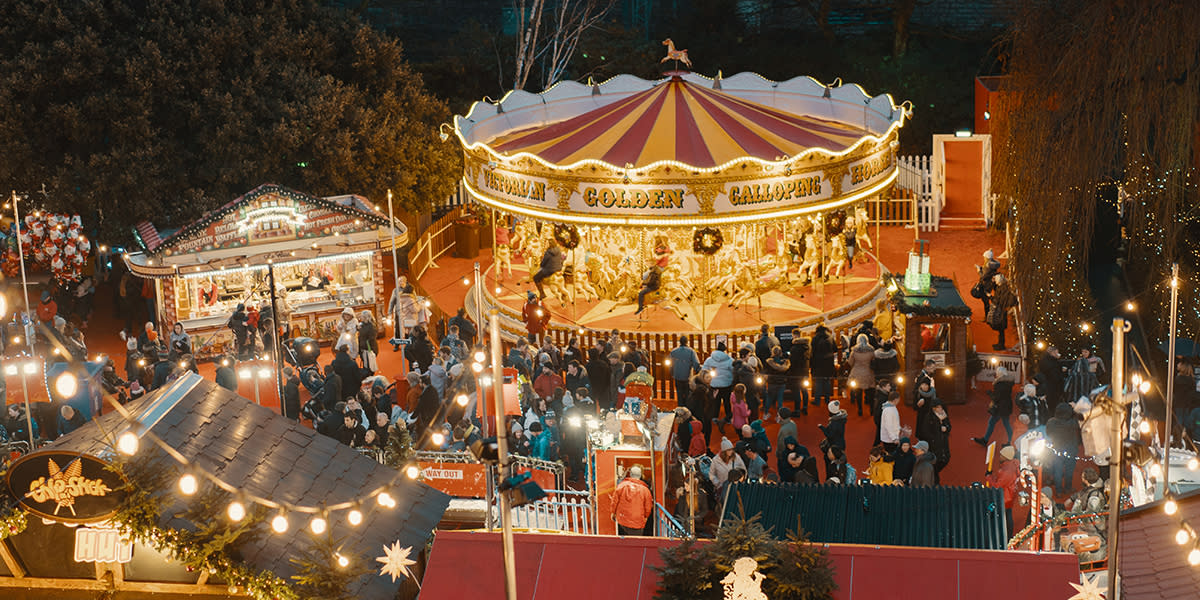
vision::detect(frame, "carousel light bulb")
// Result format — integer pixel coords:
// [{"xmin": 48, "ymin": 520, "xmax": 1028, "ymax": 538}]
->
[
  {"xmin": 462, "ymin": 277, "xmax": 470, "ymax": 285},
  {"xmin": 347, "ymin": 508, "xmax": 364, "ymax": 526},
  {"xmin": 471, "ymin": 361, "xmax": 483, "ymax": 373},
  {"xmin": 137, "ymin": 359, "xmax": 146, "ymax": 367},
  {"xmin": 535, "ymin": 308, "xmax": 544, "ymax": 317},
  {"xmin": 803, "ymin": 379, "xmax": 811, "ymax": 388},
  {"xmin": 178, "ymin": 474, "xmax": 199, "ymax": 496},
  {"xmin": 1031, "ymin": 439, "xmax": 1046, "ymax": 457},
  {"xmin": 896, "ymin": 375, "xmax": 905, "ymax": 384},
  {"xmin": 1165, "ymin": 499, "xmax": 1179, "ymax": 516},
  {"xmin": 178, "ymin": 360, "xmax": 187, "ymax": 369},
  {"xmin": 1189, "ymin": 548, "xmax": 1200, "ymax": 566},
  {"xmin": 1139, "ymin": 380, "xmax": 1152, "ymax": 394},
  {"xmin": 1150, "ymin": 462, "xmax": 1163, "ymax": 479},
  {"xmin": 577, "ymin": 328, "xmax": 585, "ymax": 335},
  {"xmin": 227, "ymin": 501, "xmax": 246, "ymax": 522},
  {"xmin": 220, "ymin": 358, "xmax": 230, "ymax": 367},
  {"xmin": 423, "ymin": 300, "xmax": 432, "ymax": 308},
  {"xmin": 473, "ymin": 351, "xmax": 486, "ymax": 363},
  {"xmin": 1189, "ymin": 457, "xmax": 1200, "ymax": 471},
  {"xmin": 54, "ymin": 371, "xmax": 78, "ymax": 398},
  {"xmin": 51, "ymin": 347, "xmax": 60, "ymax": 355},
  {"xmin": 480, "ymin": 375, "xmax": 492, "ymax": 387},
  {"xmin": 455, "ymin": 394, "xmax": 469, "ymax": 407},
  {"xmin": 1177, "ymin": 527, "xmax": 1191, "ymax": 545},
  {"xmin": 1172, "ymin": 277, "xmax": 1180, "ymax": 289},
  {"xmin": 620, "ymin": 345, "xmax": 629, "ymax": 354},
  {"xmin": 117, "ymin": 431, "xmax": 139, "ymax": 455},
  {"xmin": 304, "ymin": 344, "xmax": 314, "ymax": 352},
  {"xmin": 849, "ymin": 380, "xmax": 857, "ymax": 388},
  {"xmin": 942, "ymin": 368, "xmax": 952, "ymax": 376},
  {"xmin": 1139, "ymin": 420, "xmax": 1152, "ymax": 435},
  {"xmin": 664, "ymin": 358, "xmax": 672, "ymax": 366},
  {"xmin": 1080, "ymin": 322, "xmax": 1091, "ymax": 332},
  {"xmin": 309, "ymin": 515, "xmax": 327, "ymax": 535},
  {"xmin": 10, "ymin": 336, "xmax": 18, "ymax": 344},
  {"xmin": 271, "ymin": 513, "xmax": 289, "ymax": 533},
  {"xmin": 1035, "ymin": 341, "xmax": 1046, "ymax": 350},
  {"xmin": 709, "ymin": 369, "xmax": 717, "ymax": 378},
  {"xmin": 336, "ymin": 553, "xmax": 350, "ymax": 568},
  {"xmin": 495, "ymin": 286, "xmax": 502, "ymax": 294},
  {"xmin": 568, "ymin": 416, "xmax": 582, "ymax": 428}
]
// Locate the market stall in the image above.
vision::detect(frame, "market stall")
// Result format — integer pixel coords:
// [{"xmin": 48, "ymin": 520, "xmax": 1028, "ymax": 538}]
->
[{"xmin": 125, "ymin": 184, "xmax": 407, "ymax": 358}]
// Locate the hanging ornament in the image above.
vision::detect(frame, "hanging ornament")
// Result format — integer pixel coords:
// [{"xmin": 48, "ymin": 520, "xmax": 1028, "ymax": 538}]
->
[
  {"xmin": 552, "ymin": 224, "xmax": 580, "ymax": 249},
  {"xmin": 693, "ymin": 227, "xmax": 724, "ymax": 255},
  {"xmin": 376, "ymin": 541, "xmax": 417, "ymax": 583}
]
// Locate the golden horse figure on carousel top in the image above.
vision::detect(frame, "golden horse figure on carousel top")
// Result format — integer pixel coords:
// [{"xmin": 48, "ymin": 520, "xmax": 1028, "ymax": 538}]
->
[{"xmin": 661, "ymin": 39, "xmax": 692, "ymax": 69}]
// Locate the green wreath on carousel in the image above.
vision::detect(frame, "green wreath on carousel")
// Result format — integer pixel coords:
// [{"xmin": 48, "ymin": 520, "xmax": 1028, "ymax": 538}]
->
[
  {"xmin": 693, "ymin": 227, "xmax": 723, "ymax": 255},
  {"xmin": 553, "ymin": 224, "xmax": 580, "ymax": 249}
]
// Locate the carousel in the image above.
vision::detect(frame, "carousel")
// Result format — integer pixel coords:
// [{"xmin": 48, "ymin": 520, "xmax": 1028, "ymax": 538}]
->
[{"xmin": 451, "ymin": 56, "xmax": 909, "ymax": 338}]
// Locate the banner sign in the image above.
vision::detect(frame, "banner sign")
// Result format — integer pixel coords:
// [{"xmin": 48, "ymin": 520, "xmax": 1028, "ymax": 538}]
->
[{"xmin": 6, "ymin": 452, "xmax": 126, "ymax": 524}]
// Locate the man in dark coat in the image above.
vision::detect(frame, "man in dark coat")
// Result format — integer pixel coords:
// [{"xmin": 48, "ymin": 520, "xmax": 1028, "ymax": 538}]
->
[
  {"xmin": 973, "ymin": 368, "xmax": 1015, "ymax": 446},
  {"xmin": 283, "ymin": 367, "xmax": 302, "ymax": 420},
  {"xmin": 413, "ymin": 375, "xmax": 442, "ymax": 442},
  {"xmin": 447, "ymin": 307, "xmax": 477, "ymax": 347},
  {"xmin": 586, "ymin": 348, "xmax": 612, "ymax": 410},
  {"xmin": 319, "ymin": 364, "xmax": 343, "ymax": 411},
  {"xmin": 331, "ymin": 346, "xmax": 364, "ymax": 402},
  {"xmin": 787, "ymin": 333, "xmax": 810, "ymax": 414},
  {"xmin": 1045, "ymin": 402, "xmax": 1082, "ymax": 496},
  {"xmin": 215, "ymin": 356, "xmax": 238, "ymax": 392},
  {"xmin": 403, "ymin": 325, "xmax": 435, "ymax": 373},
  {"xmin": 1037, "ymin": 347, "xmax": 1066, "ymax": 406},
  {"xmin": 809, "ymin": 325, "xmax": 837, "ymax": 406},
  {"xmin": 532, "ymin": 244, "xmax": 565, "ymax": 299},
  {"xmin": 227, "ymin": 303, "xmax": 250, "ymax": 358}
]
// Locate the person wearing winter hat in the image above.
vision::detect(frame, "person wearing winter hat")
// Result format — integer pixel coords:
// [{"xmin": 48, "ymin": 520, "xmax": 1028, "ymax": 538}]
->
[
  {"xmin": 891, "ymin": 437, "xmax": 916, "ymax": 483},
  {"xmin": 911, "ymin": 440, "xmax": 936, "ymax": 487},
  {"xmin": 708, "ymin": 438, "xmax": 745, "ymax": 496},
  {"xmin": 1015, "ymin": 383, "xmax": 1048, "ymax": 428},
  {"xmin": 987, "ymin": 444, "xmax": 1020, "ymax": 535},
  {"xmin": 819, "ymin": 400, "xmax": 847, "ymax": 453},
  {"xmin": 974, "ymin": 249, "xmax": 1002, "ymax": 317}
]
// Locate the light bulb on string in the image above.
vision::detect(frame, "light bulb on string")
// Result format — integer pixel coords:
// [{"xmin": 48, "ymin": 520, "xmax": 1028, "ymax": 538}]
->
[
  {"xmin": 335, "ymin": 553, "xmax": 350, "ymax": 568},
  {"xmin": 431, "ymin": 431, "xmax": 446, "ymax": 446},
  {"xmin": 227, "ymin": 500, "xmax": 247, "ymax": 522},
  {"xmin": 271, "ymin": 512, "xmax": 289, "ymax": 533},
  {"xmin": 405, "ymin": 465, "xmax": 420, "ymax": 479},
  {"xmin": 117, "ymin": 431, "xmax": 139, "ymax": 456},
  {"xmin": 1150, "ymin": 462, "xmax": 1163, "ymax": 479},
  {"xmin": 309, "ymin": 514, "xmax": 328, "ymax": 535},
  {"xmin": 1189, "ymin": 547, "xmax": 1200, "ymax": 566},
  {"xmin": 1189, "ymin": 457, "xmax": 1199, "ymax": 471},
  {"xmin": 455, "ymin": 394, "xmax": 469, "ymax": 407},
  {"xmin": 54, "ymin": 371, "xmax": 78, "ymax": 398},
  {"xmin": 1139, "ymin": 420, "xmax": 1152, "ymax": 435},
  {"xmin": 178, "ymin": 473, "xmax": 199, "ymax": 496},
  {"xmin": 1166, "ymin": 498, "xmax": 1179, "ymax": 515},
  {"xmin": 473, "ymin": 351, "xmax": 486, "ymax": 363},
  {"xmin": 1177, "ymin": 527, "xmax": 1192, "ymax": 545},
  {"xmin": 378, "ymin": 491, "xmax": 397, "ymax": 508},
  {"xmin": 1139, "ymin": 380, "xmax": 1152, "ymax": 394},
  {"xmin": 347, "ymin": 507, "xmax": 364, "ymax": 526}
]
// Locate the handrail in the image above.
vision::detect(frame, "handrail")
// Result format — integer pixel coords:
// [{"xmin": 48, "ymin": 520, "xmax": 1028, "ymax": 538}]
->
[
  {"xmin": 655, "ymin": 502, "xmax": 689, "ymax": 539},
  {"xmin": 506, "ymin": 488, "xmax": 595, "ymax": 534}
]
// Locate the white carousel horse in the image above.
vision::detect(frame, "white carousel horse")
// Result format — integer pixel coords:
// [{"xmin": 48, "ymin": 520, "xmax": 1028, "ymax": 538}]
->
[
  {"xmin": 826, "ymin": 234, "xmax": 849, "ymax": 279},
  {"xmin": 661, "ymin": 39, "xmax": 692, "ymax": 69},
  {"xmin": 542, "ymin": 272, "xmax": 573, "ymax": 305},
  {"xmin": 494, "ymin": 244, "xmax": 513, "ymax": 279},
  {"xmin": 798, "ymin": 234, "xmax": 822, "ymax": 283}
]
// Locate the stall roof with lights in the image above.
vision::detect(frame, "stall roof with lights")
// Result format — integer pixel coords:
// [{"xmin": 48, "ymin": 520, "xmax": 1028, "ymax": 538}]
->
[
  {"xmin": 125, "ymin": 183, "xmax": 407, "ymax": 279},
  {"xmin": 6, "ymin": 372, "xmax": 448, "ymax": 600}
]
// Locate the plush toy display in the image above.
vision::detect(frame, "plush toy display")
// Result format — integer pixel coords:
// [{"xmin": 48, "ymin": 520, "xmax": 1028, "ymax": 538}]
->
[{"xmin": 7, "ymin": 212, "xmax": 91, "ymax": 284}]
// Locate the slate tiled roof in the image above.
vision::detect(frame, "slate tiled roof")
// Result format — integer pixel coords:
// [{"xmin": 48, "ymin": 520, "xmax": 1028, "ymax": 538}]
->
[
  {"xmin": 721, "ymin": 481, "xmax": 1007, "ymax": 549},
  {"xmin": 44, "ymin": 372, "xmax": 449, "ymax": 600},
  {"xmin": 1119, "ymin": 490, "xmax": 1200, "ymax": 599}
]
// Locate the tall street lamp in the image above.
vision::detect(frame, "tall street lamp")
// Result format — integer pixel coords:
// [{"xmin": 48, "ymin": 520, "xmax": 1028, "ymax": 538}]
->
[{"xmin": 5, "ymin": 191, "xmax": 34, "ymax": 354}]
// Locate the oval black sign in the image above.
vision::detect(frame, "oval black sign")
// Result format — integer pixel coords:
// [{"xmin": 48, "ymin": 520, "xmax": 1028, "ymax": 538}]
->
[{"xmin": 5, "ymin": 452, "xmax": 127, "ymax": 524}]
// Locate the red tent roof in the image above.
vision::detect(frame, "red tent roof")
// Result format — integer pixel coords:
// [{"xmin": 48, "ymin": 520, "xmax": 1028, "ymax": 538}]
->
[
  {"xmin": 421, "ymin": 531, "xmax": 1081, "ymax": 599},
  {"xmin": 487, "ymin": 77, "xmax": 870, "ymax": 169}
]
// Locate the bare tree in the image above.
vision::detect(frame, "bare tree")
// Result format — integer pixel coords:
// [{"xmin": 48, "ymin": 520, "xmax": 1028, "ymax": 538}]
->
[{"xmin": 511, "ymin": 0, "xmax": 614, "ymax": 91}]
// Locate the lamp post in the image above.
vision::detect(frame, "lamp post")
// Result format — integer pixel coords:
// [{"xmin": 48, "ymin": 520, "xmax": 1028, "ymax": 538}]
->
[
  {"xmin": 488, "ymin": 310, "xmax": 517, "ymax": 600},
  {"xmin": 7, "ymin": 192, "xmax": 34, "ymax": 354},
  {"xmin": 1165, "ymin": 264, "xmax": 1179, "ymax": 494},
  {"xmin": 1108, "ymin": 317, "xmax": 1130, "ymax": 600},
  {"xmin": 386, "ymin": 190, "xmax": 405, "ymax": 342}
]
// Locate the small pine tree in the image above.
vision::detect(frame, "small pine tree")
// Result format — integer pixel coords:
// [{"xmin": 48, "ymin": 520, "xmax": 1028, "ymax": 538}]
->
[
  {"xmin": 383, "ymin": 422, "xmax": 415, "ymax": 468},
  {"xmin": 654, "ymin": 515, "xmax": 836, "ymax": 600}
]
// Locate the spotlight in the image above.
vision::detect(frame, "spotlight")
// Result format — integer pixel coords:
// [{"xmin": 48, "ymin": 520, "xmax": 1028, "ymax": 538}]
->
[
  {"xmin": 271, "ymin": 513, "xmax": 289, "ymax": 533},
  {"xmin": 178, "ymin": 474, "xmax": 199, "ymax": 496},
  {"xmin": 227, "ymin": 500, "xmax": 246, "ymax": 522},
  {"xmin": 238, "ymin": 369, "xmax": 252, "ymax": 379},
  {"xmin": 1031, "ymin": 439, "xmax": 1046, "ymax": 457},
  {"xmin": 309, "ymin": 515, "xmax": 327, "ymax": 535},
  {"xmin": 22, "ymin": 361, "xmax": 36, "ymax": 374},
  {"xmin": 347, "ymin": 508, "xmax": 364, "ymax": 526},
  {"xmin": 568, "ymin": 416, "xmax": 582, "ymax": 428},
  {"xmin": 3, "ymin": 364, "xmax": 15, "ymax": 376},
  {"xmin": 117, "ymin": 431, "xmax": 139, "ymax": 455}
]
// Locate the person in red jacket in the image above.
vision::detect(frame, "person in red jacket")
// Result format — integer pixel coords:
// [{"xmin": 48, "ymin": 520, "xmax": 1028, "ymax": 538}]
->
[
  {"xmin": 612, "ymin": 465, "xmax": 654, "ymax": 536},
  {"xmin": 36, "ymin": 290, "xmax": 57, "ymax": 326},
  {"xmin": 986, "ymin": 444, "xmax": 1020, "ymax": 536},
  {"xmin": 521, "ymin": 291, "xmax": 550, "ymax": 344}
]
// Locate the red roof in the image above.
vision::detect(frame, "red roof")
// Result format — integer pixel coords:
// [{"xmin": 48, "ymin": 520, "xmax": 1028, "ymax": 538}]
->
[
  {"xmin": 421, "ymin": 531, "xmax": 1081, "ymax": 599},
  {"xmin": 1119, "ymin": 493, "xmax": 1200, "ymax": 599},
  {"xmin": 488, "ymin": 77, "xmax": 870, "ymax": 169}
]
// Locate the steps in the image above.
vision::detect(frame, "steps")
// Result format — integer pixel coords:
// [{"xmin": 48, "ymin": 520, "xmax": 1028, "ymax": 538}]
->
[{"xmin": 938, "ymin": 215, "xmax": 988, "ymax": 230}]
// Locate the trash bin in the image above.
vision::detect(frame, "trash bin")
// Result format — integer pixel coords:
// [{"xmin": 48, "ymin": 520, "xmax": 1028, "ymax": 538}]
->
[{"xmin": 453, "ymin": 219, "xmax": 480, "ymax": 259}]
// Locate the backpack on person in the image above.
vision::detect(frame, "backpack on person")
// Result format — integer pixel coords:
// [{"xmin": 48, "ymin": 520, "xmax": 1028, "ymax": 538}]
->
[{"xmin": 845, "ymin": 462, "xmax": 857, "ymax": 485}]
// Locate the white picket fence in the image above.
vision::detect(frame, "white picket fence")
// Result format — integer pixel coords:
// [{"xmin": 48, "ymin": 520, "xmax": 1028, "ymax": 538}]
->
[{"xmin": 896, "ymin": 155, "xmax": 939, "ymax": 231}]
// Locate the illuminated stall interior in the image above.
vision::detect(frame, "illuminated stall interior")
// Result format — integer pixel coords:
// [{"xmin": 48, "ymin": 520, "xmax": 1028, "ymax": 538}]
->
[
  {"xmin": 126, "ymin": 184, "xmax": 406, "ymax": 357},
  {"xmin": 453, "ymin": 71, "xmax": 908, "ymax": 334}
]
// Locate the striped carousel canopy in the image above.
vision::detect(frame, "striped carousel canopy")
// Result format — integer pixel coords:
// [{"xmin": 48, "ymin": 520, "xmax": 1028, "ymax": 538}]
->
[{"xmin": 487, "ymin": 76, "xmax": 871, "ymax": 170}]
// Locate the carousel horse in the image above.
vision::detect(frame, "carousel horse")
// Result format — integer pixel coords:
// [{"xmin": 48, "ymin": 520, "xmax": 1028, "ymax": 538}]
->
[
  {"xmin": 584, "ymin": 251, "xmax": 616, "ymax": 298},
  {"xmin": 494, "ymin": 244, "xmax": 513, "ymax": 279},
  {"xmin": 826, "ymin": 234, "xmax": 849, "ymax": 279},
  {"xmin": 541, "ymin": 272, "xmax": 573, "ymax": 305},
  {"xmin": 727, "ymin": 264, "xmax": 760, "ymax": 307},
  {"xmin": 661, "ymin": 39, "xmax": 692, "ymax": 69},
  {"xmin": 855, "ymin": 206, "xmax": 873, "ymax": 251},
  {"xmin": 798, "ymin": 233, "xmax": 822, "ymax": 283}
]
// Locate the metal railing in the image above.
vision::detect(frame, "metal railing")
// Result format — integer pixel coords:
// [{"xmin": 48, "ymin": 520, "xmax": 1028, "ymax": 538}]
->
[
  {"xmin": 507, "ymin": 489, "xmax": 595, "ymax": 534},
  {"xmin": 511, "ymin": 455, "xmax": 566, "ymax": 490},
  {"xmin": 655, "ymin": 502, "xmax": 690, "ymax": 539}
]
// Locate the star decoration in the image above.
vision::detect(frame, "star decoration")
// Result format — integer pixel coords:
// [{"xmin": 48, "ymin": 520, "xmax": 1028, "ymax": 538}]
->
[
  {"xmin": 376, "ymin": 541, "xmax": 416, "ymax": 583},
  {"xmin": 1066, "ymin": 573, "xmax": 1104, "ymax": 600}
]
